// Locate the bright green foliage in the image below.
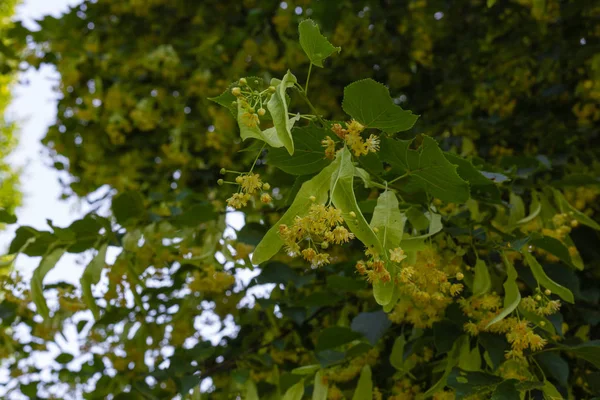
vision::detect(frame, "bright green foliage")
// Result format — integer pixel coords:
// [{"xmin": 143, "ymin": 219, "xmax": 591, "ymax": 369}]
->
[
  {"xmin": 299, "ymin": 19, "xmax": 340, "ymax": 68},
  {"xmin": 1, "ymin": 1, "xmax": 600, "ymax": 399}
]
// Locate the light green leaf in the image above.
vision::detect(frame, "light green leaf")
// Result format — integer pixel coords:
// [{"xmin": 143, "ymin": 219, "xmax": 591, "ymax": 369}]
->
[
  {"xmin": 390, "ymin": 336, "xmax": 407, "ymax": 371},
  {"xmin": 292, "ymin": 364, "xmax": 321, "ymax": 375},
  {"xmin": 486, "ymin": 252, "xmax": 521, "ymax": 328},
  {"xmin": 245, "ymin": 380, "xmax": 259, "ymax": 400},
  {"xmin": 473, "ymin": 259, "xmax": 492, "ymax": 297},
  {"xmin": 370, "ymin": 191, "xmax": 406, "ymax": 249},
  {"xmin": 516, "ymin": 192, "xmax": 541, "ymax": 225},
  {"xmin": 267, "ymin": 123, "xmax": 332, "ymax": 174},
  {"xmin": 238, "ymin": 102, "xmax": 300, "ymax": 149},
  {"xmin": 342, "ymin": 79, "xmax": 419, "ymax": 133},
  {"xmin": 329, "ymin": 148, "xmax": 393, "ymax": 305},
  {"xmin": 541, "ymin": 379, "xmax": 562, "ymax": 400},
  {"xmin": 380, "ymin": 136, "xmax": 470, "ymax": 203},
  {"xmin": 298, "ymin": 19, "xmax": 340, "ymax": 67},
  {"xmin": 80, "ymin": 243, "xmax": 108, "ymax": 319},
  {"xmin": 352, "ymin": 365, "xmax": 372, "ymax": 400},
  {"xmin": 508, "ymin": 193, "xmax": 526, "ymax": 227},
  {"xmin": 312, "ymin": 370, "xmax": 328, "ymax": 400},
  {"xmin": 458, "ymin": 341, "xmax": 481, "ymax": 372},
  {"xmin": 267, "ymin": 70, "xmax": 298, "ymax": 155},
  {"xmin": 282, "ymin": 379, "xmax": 304, "ymax": 400},
  {"xmin": 552, "ymin": 188, "xmax": 600, "ymax": 231},
  {"xmin": 403, "ymin": 211, "xmax": 442, "ymax": 242},
  {"xmin": 252, "ymin": 161, "xmax": 338, "ymax": 264},
  {"xmin": 523, "ymin": 251, "xmax": 574, "ymax": 303},
  {"xmin": 31, "ymin": 248, "xmax": 67, "ymax": 319}
]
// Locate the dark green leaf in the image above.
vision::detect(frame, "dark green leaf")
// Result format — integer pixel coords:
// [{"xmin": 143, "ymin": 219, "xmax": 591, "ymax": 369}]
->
[
  {"xmin": 112, "ymin": 191, "xmax": 145, "ymax": 226},
  {"xmin": 267, "ymin": 124, "xmax": 331, "ymax": 175},
  {"xmin": 350, "ymin": 311, "xmax": 391, "ymax": 346},
  {"xmin": 342, "ymin": 79, "xmax": 419, "ymax": 133},
  {"xmin": 0, "ymin": 209, "xmax": 17, "ymax": 224},
  {"xmin": 316, "ymin": 327, "xmax": 363, "ymax": 352},
  {"xmin": 31, "ymin": 248, "xmax": 67, "ymax": 319}
]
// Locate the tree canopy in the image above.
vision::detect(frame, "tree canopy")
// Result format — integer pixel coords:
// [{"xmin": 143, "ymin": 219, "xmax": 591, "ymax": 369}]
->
[{"xmin": 1, "ymin": 0, "xmax": 600, "ymax": 399}]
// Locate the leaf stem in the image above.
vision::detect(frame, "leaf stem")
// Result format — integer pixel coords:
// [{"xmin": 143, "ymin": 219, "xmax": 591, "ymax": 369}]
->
[
  {"xmin": 294, "ymin": 84, "xmax": 326, "ymax": 125},
  {"xmin": 249, "ymin": 143, "xmax": 266, "ymax": 173},
  {"xmin": 305, "ymin": 63, "xmax": 313, "ymax": 95}
]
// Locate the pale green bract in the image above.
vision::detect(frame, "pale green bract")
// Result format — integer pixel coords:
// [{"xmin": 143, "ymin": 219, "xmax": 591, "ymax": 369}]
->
[
  {"xmin": 298, "ymin": 19, "xmax": 340, "ymax": 67},
  {"xmin": 352, "ymin": 365, "xmax": 372, "ymax": 400},
  {"xmin": 282, "ymin": 379, "xmax": 304, "ymax": 400},
  {"xmin": 472, "ymin": 259, "xmax": 492, "ymax": 297},
  {"xmin": 485, "ymin": 252, "xmax": 521, "ymax": 328},
  {"xmin": 80, "ymin": 243, "xmax": 108, "ymax": 319},
  {"xmin": 32, "ymin": 247, "xmax": 67, "ymax": 320},
  {"xmin": 342, "ymin": 79, "xmax": 419, "ymax": 133},
  {"xmin": 267, "ymin": 70, "xmax": 298, "ymax": 155},
  {"xmin": 523, "ymin": 251, "xmax": 574, "ymax": 303},
  {"xmin": 380, "ymin": 136, "xmax": 470, "ymax": 203},
  {"xmin": 312, "ymin": 370, "xmax": 328, "ymax": 400}
]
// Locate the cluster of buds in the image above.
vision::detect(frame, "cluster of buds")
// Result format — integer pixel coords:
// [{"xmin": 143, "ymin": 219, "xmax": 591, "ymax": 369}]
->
[
  {"xmin": 231, "ymin": 77, "xmax": 276, "ymax": 128},
  {"xmin": 325, "ymin": 119, "xmax": 380, "ymax": 158},
  {"xmin": 521, "ymin": 288, "xmax": 561, "ymax": 317},
  {"xmin": 278, "ymin": 202, "xmax": 355, "ymax": 267},
  {"xmin": 219, "ymin": 169, "xmax": 272, "ymax": 209}
]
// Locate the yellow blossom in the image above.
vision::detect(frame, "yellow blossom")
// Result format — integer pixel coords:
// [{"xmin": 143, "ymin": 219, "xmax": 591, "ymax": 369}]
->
[{"xmin": 390, "ymin": 247, "xmax": 407, "ymax": 263}]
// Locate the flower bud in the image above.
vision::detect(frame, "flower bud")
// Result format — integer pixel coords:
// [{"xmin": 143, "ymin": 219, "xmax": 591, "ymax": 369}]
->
[
  {"xmin": 544, "ymin": 289, "xmax": 551, "ymax": 296},
  {"xmin": 239, "ymin": 77, "xmax": 247, "ymax": 85},
  {"xmin": 235, "ymin": 176, "xmax": 243, "ymax": 184},
  {"xmin": 220, "ymin": 168, "xmax": 226, "ymax": 175},
  {"xmin": 535, "ymin": 294, "xmax": 542, "ymax": 301},
  {"xmin": 539, "ymin": 321, "xmax": 546, "ymax": 327},
  {"xmin": 268, "ymin": 85, "xmax": 276, "ymax": 93},
  {"xmin": 262, "ymin": 183, "xmax": 270, "ymax": 190},
  {"xmin": 373, "ymin": 227, "xmax": 379, "ymax": 233},
  {"xmin": 309, "ymin": 196, "xmax": 316, "ymax": 202},
  {"xmin": 456, "ymin": 272, "xmax": 464, "ymax": 281},
  {"xmin": 260, "ymin": 193, "xmax": 272, "ymax": 204},
  {"xmin": 349, "ymin": 211, "xmax": 357, "ymax": 218},
  {"xmin": 258, "ymin": 108, "xmax": 266, "ymax": 116},
  {"xmin": 321, "ymin": 241, "xmax": 329, "ymax": 249},
  {"xmin": 231, "ymin": 87, "xmax": 242, "ymax": 96},
  {"xmin": 217, "ymin": 179, "xmax": 224, "ymax": 186}
]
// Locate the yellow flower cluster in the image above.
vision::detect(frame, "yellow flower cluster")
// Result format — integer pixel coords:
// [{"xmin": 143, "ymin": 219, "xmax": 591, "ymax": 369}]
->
[
  {"xmin": 460, "ymin": 293, "xmax": 554, "ymax": 359},
  {"xmin": 279, "ymin": 204, "xmax": 354, "ymax": 267},
  {"xmin": 564, "ymin": 186, "xmax": 599, "ymax": 213},
  {"xmin": 325, "ymin": 347, "xmax": 379, "ymax": 383},
  {"xmin": 521, "ymin": 290, "xmax": 561, "ymax": 316},
  {"xmin": 225, "ymin": 172, "xmax": 272, "ymax": 209},
  {"xmin": 330, "ymin": 120, "xmax": 380, "ymax": 157},
  {"xmin": 389, "ymin": 248, "xmax": 464, "ymax": 328},
  {"xmin": 188, "ymin": 265, "xmax": 235, "ymax": 294},
  {"xmin": 388, "ymin": 378, "xmax": 423, "ymax": 400}
]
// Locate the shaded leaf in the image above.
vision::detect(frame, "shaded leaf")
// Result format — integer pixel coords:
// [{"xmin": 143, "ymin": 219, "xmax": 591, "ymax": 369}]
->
[
  {"xmin": 523, "ymin": 251, "xmax": 574, "ymax": 303},
  {"xmin": 80, "ymin": 243, "xmax": 108, "ymax": 319},
  {"xmin": 342, "ymin": 79, "xmax": 419, "ymax": 133},
  {"xmin": 473, "ymin": 259, "xmax": 492, "ymax": 297},
  {"xmin": 350, "ymin": 310, "xmax": 391, "ymax": 346},
  {"xmin": 298, "ymin": 19, "xmax": 340, "ymax": 67},
  {"xmin": 486, "ymin": 253, "xmax": 521, "ymax": 328},
  {"xmin": 31, "ymin": 248, "xmax": 67, "ymax": 319},
  {"xmin": 316, "ymin": 327, "xmax": 363, "ymax": 352},
  {"xmin": 268, "ymin": 124, "xmax": 332, "ymax": 175}
]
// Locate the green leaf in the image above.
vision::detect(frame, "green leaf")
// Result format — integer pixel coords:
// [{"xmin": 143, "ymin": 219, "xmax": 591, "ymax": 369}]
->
[
  {"xmin": 552, "ymin": 188, "xmax": 600, "ymax": 231},
  {"xmin": 267, "ymin": 70, "xmax": 298, "ymax": 155},
  {"xmin": 238, "ymin": 101, "xmax": 299, "ymax": 149},
  {"xmin": 487, "ymin": 0, "xmax": 497, "ymax": 7},
  {"xmin": 523, "ymin": 251, "xmax": 574, "ymax": 303},
  {"xmin": 529, "ymin": 235, "xmax": 579, "ymax": 270},
  {"xmin": 252, "ymin": 161, "xmax": 337, "ymax": 264},
  {"xmin": 352, "ymin": 365, "xmax": 372, "ymax": 400},
  {"xmin": 486, "ymin": 252, "xmax": 521, "ymax": 328},
  {"xmin": 0, "ymin": 209, "xmax": 17, "ymax": 224},
  {"xmin": 245, "ymin": 380, "xmax": 259, "ymax": 400},
  {"xmin": 267, "ymin": 124, "xmax": 332, "ymax": 175},
  {"xmin": 329, "ymin": 148, "xmax": 393, "ymax": 305},
  {"xmin": 535, "ymin": 352, "xmax": 569, "ymax": 387},
  {"xmin": 491, "ymin": 380, "xmax": 520, "ymax": 400},
  {"xmin": 473, "ymin": 259, "xmax": 492, "ymax": 297},
  {"xmin": 444, "ymin": 153, "xmax": 501, "ymax": 203},
  {"xmin": 518, "ymin": 304, "xmax": 555, "ymax": 335},
  {"xmin": 423, "ymin": 336, "xmax": 466, "ymax": 397},
  {"xmin": 541, "ymin": 379, "xmax": 562, "ymax": 400},
  {"xmin": 298, "ymin": 19, "xmax": 340, "ymax": 67},
  {"xmin": 370, "ymin": 191, "xmax": 406, "ymax": 249},
  {"xmin": 292, "ymin": 365, "xmax": 321, "ymax": 375},
  {"xmin": 390, "ymin": 336, "xmax": 407, "ymax": 371},
  {"xmin": 403, "ymin": 212, "xmax": 442, "ymax": 242},
  {"xmin": 208, "ymin": 87, "xmax": 237, "ymax": 116},
  {"xmin": 507, "ymin": 193, "xmax": 526, "ymax": 227},
  {"xmin": 458, "ymin": 341, "xmax": 481, "ymax": 372},
  {"xmin": 351, "ymin": 310, "xmax": 391, "ymax": 346},
  {"xmin": 55, "ymin": 353, "xmax": 74, "ymax": 364},
  {"xmin": 380, "ymin": 136, "xmax": 470, "ymax": 203},
  {"xmin": 282, "ymin": 379, "xmax": 304, "ymax": 400},
  {"xmin": 516, "ymin": 192, "xmax": 541, "ymax": 225},
  {"xmin": 316, "ymin": 327, "xmax": 363, "ymax": 352},
  {"xmin": 80, "ymin": 243, "xmax": 108, "ymax": 320},
  {"xmin": 112, "ymin": 191, "xmax": 145, "ymax": 226},
  {"xmin": 342, "ymin": 79, "xmax": 419, "ymax": 133},
  {"xmin": 312, "ymin": 370, "xmax": 328, "ymax": 400},
  {"xmin": 559, "ymin": 340, "xmax": 600, "ymax": 369},
  {"xmin": 172, "ymin": 203, "xmax": 217, "ymax": 227},
  {"xmin": 31, "ymin": 248, "xmax": 67, "ymax": 319}
]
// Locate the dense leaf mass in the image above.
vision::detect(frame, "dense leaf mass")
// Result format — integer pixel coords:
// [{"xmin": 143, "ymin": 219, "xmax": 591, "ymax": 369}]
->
[{"xmin": 0, "ymin": 0, "xmax": 600, "ymax": 399}]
